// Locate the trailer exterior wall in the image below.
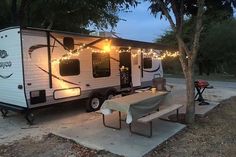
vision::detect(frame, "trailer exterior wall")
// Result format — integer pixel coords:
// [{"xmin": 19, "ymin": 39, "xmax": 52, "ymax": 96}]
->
[
  {"xmin": 141, "ymin": 57, "xmax": 163, "ymax": 87},
  {"xmin": 21, "ymin": 29, "xmax": 120, "ymax": 108},
  {"xmin": 0, "ymin": 28, "xmax": 27, "ymax": 108}
]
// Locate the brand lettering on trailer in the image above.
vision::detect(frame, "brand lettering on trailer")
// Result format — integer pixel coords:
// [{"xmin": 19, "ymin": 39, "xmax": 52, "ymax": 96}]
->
[
  {"xmin": 0, "ymin": 50, "xmax": 8, "ymax": 58},
  {"xmin": 0, "ymin": 61, "xmax": 12, "ymax": 68},
  {"xmin": 0, "ymin": 50, "xmax": 13, "ymax": 79}
]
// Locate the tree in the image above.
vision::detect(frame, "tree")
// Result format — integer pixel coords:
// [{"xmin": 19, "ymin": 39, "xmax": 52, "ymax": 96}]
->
[
  {"xmin": 200, "ymin": 19, "xmax": 236, "ymax": 75},
  {"xmin": 156, "ymin": 1, "xmax": 236, "ymax": 76},
  {"xmin": 147, "ymin": 0, "xmax": 236, "ymax": 123},
  {"xmin": 0, "ymin": 0, "xmax": 138, "ymax": 33}
]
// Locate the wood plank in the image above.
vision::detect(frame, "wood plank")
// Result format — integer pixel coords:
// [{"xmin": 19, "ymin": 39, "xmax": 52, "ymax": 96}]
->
[{"xmin": 137, "ymin": 104, "xmax": 183, "ymax": 123}]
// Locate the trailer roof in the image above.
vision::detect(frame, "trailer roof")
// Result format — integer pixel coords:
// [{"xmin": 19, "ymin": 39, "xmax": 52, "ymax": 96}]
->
[{"xmin": 23, "ymin": 27, "xmax": 177, "ymax": 51}]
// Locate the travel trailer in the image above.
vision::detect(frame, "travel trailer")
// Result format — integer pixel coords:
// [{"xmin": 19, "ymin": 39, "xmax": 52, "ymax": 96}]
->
[{"xmin": 0, "ymin": 26, "xmax": 173, "ymax": 124}]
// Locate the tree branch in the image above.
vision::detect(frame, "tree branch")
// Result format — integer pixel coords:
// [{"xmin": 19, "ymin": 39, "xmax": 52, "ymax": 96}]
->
[
  {"xmin": 171, "ymin": 0, "xmax": 181, "ymax": 31},
  {"xmin": 176, "ymin": 35, "xmax": 191, "ymax": 55},
  {"xmin": 162, "ymin": 0, "xmax": 190, "ymax": 57},
  {"xmin": 179, "ymin": 0, "xmax": 184, "ymax": 34},
  {"xmin": 157, "ymin": 0, "xmax": 176, "ymax": 31},
  {"xmin": 178, "ymin": 46, "xmax": 188, "ymax": 77},
  {"xmin": 191, "ymin": 0, "xmax": 205, "ymax": 63}
]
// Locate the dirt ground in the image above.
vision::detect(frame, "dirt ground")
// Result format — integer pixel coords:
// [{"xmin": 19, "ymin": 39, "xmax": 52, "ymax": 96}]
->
[
  {"xmin": 0, "ymin": 97, "xmax": 236, "ymax": 157},
  {"xmin": 0, "ymin": 134, "xmax": 120, "ymax": 157},
  {"xmin": 148, "ymin": 96, "xmax": 236, "ymax": 157}
]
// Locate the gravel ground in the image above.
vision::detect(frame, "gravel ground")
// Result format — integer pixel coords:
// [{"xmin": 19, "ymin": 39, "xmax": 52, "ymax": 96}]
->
[
  {"xmin": 147, "ymin": 96, "xmax": 236, "ymax": 157},
  {"xmin": 0, "ymin": 134, "xmax": 121, "ymax": 157},
  {"xmin": 0, "ymin": 97, "xmax": 235, "ymax": 157}
]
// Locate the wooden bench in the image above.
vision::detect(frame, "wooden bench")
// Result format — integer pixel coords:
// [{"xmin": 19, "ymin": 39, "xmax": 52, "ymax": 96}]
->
[{"xmin": 129, "ymin": 104, "xmax": 184, "ymax": 138}]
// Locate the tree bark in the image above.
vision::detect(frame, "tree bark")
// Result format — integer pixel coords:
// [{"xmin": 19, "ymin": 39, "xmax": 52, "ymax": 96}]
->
[
  {"xmin": 185, "ymin": 65, "xmax": 195, "ymax": 123},
  {"xmin": 155, "ymin": 0, "xmax": 205, "ymax": 123},
  {"xmin": 178, "ymin": 39, "xmax": 196, "ymax": 123}
]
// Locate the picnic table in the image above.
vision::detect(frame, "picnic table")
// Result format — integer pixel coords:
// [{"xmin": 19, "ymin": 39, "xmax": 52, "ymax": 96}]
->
[
  {"xmin": 100, "ymin": 90, "xmax": 184, "ymax": 137},
  {"xmin": 100, "ymin": 91, "xmax": 168, "ymax": 124}
]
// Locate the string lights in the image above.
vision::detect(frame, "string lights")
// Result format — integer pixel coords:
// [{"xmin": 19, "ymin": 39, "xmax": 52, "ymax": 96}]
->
[{"xmin": 51, "ymin": 41, "xmax": 179, "ymax": 65}]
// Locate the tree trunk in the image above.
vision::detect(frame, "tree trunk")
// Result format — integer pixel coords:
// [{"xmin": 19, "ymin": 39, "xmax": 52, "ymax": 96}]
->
[
  {"xmin": 198, "ymin": 62, "xmax": 203, "ymax": 75},
  {"xmin": 185, "ymin": 66, "xmax": 195, "ymax": 123},
  {"xmin": 178, "ymin": 45, "xmax": 196, "ymax": 124},
  {"xmin": 155, "ymin": 0, "xmax": 205, "ymax": 124}
]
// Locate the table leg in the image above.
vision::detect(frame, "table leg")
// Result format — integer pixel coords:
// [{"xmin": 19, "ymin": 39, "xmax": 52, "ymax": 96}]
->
[
  {"xmin": 176, "ymin": 109, "xmax": 179, "ymax": 121},
  {"xmin": 102, "ymin": 111, "xmax": 121, "ymax": 130},
  {"xmin": 129, "ymin": 121, "xmax": 152, "ymax": 138}
]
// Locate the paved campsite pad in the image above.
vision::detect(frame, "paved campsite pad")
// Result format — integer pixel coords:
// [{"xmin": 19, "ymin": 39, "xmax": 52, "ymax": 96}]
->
[
  {"xmin": 1, "ymin": 97, "xmax": 236, "ymax": 157},
  {"xmin": 54, "ymin": 115, "xmax": 186, "ymax": 157},
  {"xmin": 1, "ymin": 78, "xmax": 236, "ymax": 157}
]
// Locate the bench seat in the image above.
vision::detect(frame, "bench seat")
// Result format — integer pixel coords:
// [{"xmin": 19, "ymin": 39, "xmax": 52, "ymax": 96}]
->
[
  {"xmin": 138, "ymin": 104, "xmax": 184, "ymax": 123},
  {"xmin": 129, "ymin": 104, "xmax": 184, "ymax": 138}
]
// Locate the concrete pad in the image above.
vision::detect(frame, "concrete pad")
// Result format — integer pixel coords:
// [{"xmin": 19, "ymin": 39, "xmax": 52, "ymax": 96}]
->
[
  {"xmin": 159, "ymin": 101, "xmax": 219, "ymax": 120},
  {"xmin": 157, "ymin": 88, "xmax": 220, "ymax": 119},
  {"xmin": 54, "ymin": 114, "xmax": 186, "ymax": 157},
  {"xmin": 0, "ymin": 101, "xmax": 100, "ymax": 145},
  {"xmin": 177, "ymin": 101, "xmax": 219, "ymax": 117},
  {"xmin": 194, "ymin": 102, "xmax": 218, "ymax": 117},
  {"xmin": 204, "ymin": 88, "xmax": 236, "ymax": 102}
]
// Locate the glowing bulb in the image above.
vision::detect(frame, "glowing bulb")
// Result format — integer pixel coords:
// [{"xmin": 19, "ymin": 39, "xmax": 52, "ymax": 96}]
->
[{"xmin": 103, "ymin": 40, "xmax": 111, "ymax": 52}]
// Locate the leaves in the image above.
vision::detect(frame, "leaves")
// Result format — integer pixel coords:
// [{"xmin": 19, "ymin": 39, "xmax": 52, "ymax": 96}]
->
[
  {"xmin": 0, "ymin": 0, "xmax": 138, "ymax": 32},
  {"xmin": 199, "ymin": 19, "xmax": 236, "ymax": 74}
]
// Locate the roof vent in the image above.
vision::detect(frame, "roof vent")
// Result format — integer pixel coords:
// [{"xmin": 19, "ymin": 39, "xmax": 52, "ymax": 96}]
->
[{"xmin": 90, "ymin": 31, "xmax": 114, "ymax": 38}]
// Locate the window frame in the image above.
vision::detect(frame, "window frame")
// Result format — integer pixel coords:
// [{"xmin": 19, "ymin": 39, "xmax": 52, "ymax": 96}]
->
[
  {"xmin": 92, "ymin": 52, "xmax": 111, "ymax": 78},
  {"xmin": 59, "ymin": 59, "xmax": 80, "ymax": 76},
  {"xmin": 143, "ymin": 57, "xmax": 153, "ymax": 69}
]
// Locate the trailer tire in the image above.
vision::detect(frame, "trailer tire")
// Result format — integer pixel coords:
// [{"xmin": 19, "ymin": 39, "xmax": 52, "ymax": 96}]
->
[
  {"xmin": 25, "ymin": 112, "xmax": 34, "ymax": 125},
  {"xmin": 1, "ymin": 108, "xmax": 8, "ymax": 118},
  {"xmin": 106, "ymin": 90, "xmax": 116, "ymax": 100},
  {"xmin": 86, "ymin": 94, "xmax": 104, "ymax": 112}
]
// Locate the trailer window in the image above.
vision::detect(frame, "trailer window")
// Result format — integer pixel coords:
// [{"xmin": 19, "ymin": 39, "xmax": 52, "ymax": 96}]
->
[
  {"xmin": 143, "ymin": 58, "xmax": 152, "ymax": 69},
  {"xmin": 92, "ymin": 53, "xmax": 110, "ymax": 78},
  {"xmin": 59, "ymin": 59, "xmax": 80, "ymax": 76}
]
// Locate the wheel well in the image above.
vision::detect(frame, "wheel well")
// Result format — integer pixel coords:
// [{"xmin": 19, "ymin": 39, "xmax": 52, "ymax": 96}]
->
[
  {"xmin": 105, "ymin": 88, "xmax": 117, "ymax": 96},
  {"xmin": 89, "ymin": 88, "xmax": 117, "ymax": 99},
  {"xmin": 89, "ymin": 91, "xmax": 104, "ymax": 99}
]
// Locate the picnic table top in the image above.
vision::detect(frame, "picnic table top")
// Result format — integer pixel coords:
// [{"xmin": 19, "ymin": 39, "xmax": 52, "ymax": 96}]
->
[{"xmin": 101, "ymin": 91, "xmax": 168, "ymax": 123}]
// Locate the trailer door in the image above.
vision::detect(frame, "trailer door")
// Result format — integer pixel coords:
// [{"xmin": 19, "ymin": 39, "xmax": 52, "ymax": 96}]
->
[
  {"xmin": 119, "ymin": 51, "xmax": 132, "ymax": 88},
  {"xmin": 131, "ymin": 51, "xmax": 141, "ymax": 87}
]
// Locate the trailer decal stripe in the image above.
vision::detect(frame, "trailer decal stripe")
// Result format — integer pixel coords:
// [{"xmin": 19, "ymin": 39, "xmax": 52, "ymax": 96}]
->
[
  {"xmin": 110, "ymin": 56, "xmax": 119, "ymax": 62},
  {"xmin": 47, "ymin": 32, "xmax": 53, "ymax": 89},
  {"xmin": 143, "ymin": 65, "xmax": 160, "ymax": 73},
  {"xmin": 29, "ymin": 44, "xmax": 56, "ymax": 53},
  {"xmin": 36, "ymin": 66, "xmax": 80, "ymax": 86},
  {"xmin": 0, "ymin": 73, "xmax": 13, "ymax": 79}
]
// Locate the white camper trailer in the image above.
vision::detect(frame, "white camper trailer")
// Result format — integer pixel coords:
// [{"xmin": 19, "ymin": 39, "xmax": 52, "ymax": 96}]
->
[{"xmin": 0, "ymin": 26, "xmax": 173, "ymax": 124}]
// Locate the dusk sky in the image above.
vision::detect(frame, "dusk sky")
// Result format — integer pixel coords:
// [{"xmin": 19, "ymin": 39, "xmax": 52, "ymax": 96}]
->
[
  {"xmin": 114, "ymin": 1, "xmax": 171, "ymax": 42},
  {"xmin": 109, "ymin": 2, "xmax": 235, "ymax": 42}
]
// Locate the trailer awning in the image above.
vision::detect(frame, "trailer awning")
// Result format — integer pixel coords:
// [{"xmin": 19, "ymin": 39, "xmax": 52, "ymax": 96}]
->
[
  {"xmin": 24, "ymin": 27, "xmax": 177, "ymax": 51},
  {"xmin": 111, "ymin": 38, "xmax": 176, "ymax": 51}
]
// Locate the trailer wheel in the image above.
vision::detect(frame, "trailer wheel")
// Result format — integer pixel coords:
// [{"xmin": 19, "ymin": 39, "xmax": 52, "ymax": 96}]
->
[
  {"xmin": 25, "ymin": 112, "xmax": 34, "ymax": 125},
  {"xmin": 1, "ymin": 108, "xmax": 8, "ymax": 118},
  {"xmin": 106, "ymin": 91, "xmax": 116, "ymax": 100},
  {"xmin": 86, "ymin": 94, "xmax": 104, "ymax": 112}
]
